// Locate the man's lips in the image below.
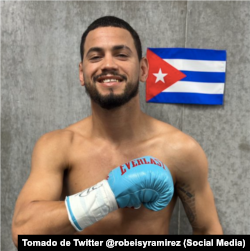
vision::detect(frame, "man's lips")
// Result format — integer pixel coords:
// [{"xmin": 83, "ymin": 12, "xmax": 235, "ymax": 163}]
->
[
  {"xmin": 97, "ymin": 76, "xmax": 123, "ymax": 83},
  {"xmin": 94, "ymin": 73, "xmax": 127, "ymax": 83},
  {"xmin": 99, "ymin": 79, "xmax": 123, "ymax": 87}
]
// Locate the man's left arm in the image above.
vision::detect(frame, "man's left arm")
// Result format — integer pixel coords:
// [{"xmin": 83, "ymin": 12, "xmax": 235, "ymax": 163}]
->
[{"xmin": 175, "ymin": 137, "xmax": 223, "ymax": 235}]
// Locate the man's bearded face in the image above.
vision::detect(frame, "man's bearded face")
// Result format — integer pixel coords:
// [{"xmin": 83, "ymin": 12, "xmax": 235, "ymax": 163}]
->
[{"xmin": 84, "ymin": 71, "xmax": 139, "ymax": 110}]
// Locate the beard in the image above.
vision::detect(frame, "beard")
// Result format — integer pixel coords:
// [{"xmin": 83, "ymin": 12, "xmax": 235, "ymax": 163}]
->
[{"xmin": 84, "ymin": 76, "xmax": 139, "ymax": 110}]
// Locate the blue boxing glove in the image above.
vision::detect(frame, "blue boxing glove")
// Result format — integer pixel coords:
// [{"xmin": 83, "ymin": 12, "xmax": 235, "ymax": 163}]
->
[
  {"xmin": 65, "ymin": 156, "xmax": 174, "ymax": 232},
  {"xmin": 107, "ymin": 156, "xmax": 174, "ymax": 211}
]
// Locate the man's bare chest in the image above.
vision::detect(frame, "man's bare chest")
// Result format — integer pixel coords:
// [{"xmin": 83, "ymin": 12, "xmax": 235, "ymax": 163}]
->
[
  {"xmin": 64, "ymin": 137, "xmax": 175, "ymax": 195},
  {"xmin": 62, "ymin": 135, "xmax": 177, "ymax": 234}
]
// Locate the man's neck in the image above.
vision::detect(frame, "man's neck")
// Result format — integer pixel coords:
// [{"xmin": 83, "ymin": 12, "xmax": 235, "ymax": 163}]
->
[{"xmin": 90, "ymin": 97, "xmax": 147, "ymax": 144}]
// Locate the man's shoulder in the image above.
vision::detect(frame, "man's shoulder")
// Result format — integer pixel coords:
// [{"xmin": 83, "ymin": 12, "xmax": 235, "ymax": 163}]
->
[
  {"xmin": 36, "ymin": 117, "xmax": 90, "ymax": 146},
  {"xmin": 150, "ymin": 117, "xmax": 207, "ymax": 171},
  {"xmin": 33, "ymin": 129, "xmax": 74, "ymax": 154},
  {"xmin": 149, "ymin": 116, "xmax": 197, "ymax": 148}
]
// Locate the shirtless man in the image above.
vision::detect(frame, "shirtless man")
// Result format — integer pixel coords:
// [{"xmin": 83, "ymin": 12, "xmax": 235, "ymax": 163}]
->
[{"xmin": 12, "ymin": 16, "xmax": 223, "ymax": 246}]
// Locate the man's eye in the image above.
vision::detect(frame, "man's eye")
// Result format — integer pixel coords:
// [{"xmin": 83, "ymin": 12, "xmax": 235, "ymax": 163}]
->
[
  {"xmin": 117, "ymin": 54, "xmax": 128, "ymax": 58},
  {"xmin": 90, "ymin": 56, "xmax": 100, "ymax": 60}
]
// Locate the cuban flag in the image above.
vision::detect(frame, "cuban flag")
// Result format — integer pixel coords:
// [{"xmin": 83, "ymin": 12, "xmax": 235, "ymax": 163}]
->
[{"xmin": 146, "ymin": 48, "xmax": 227, "ymax": 105}]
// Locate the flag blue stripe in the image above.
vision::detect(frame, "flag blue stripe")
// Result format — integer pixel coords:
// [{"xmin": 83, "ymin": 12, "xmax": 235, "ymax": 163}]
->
[
  {"xmin": 148, "ymin": 92, "xmax": 224, "ymax": 105},
  {"xmin": 181, "ymin": 71, "xmax": 226, "ymax": 83},
  {"xmin": 148, "ymin": 48, "xmax": 227, "ymax": 61}
]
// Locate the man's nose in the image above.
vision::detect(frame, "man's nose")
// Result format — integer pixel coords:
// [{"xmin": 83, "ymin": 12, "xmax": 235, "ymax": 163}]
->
[{"xmin": 101, "ymin": 55, "xmax": 118, "ymax": 71}]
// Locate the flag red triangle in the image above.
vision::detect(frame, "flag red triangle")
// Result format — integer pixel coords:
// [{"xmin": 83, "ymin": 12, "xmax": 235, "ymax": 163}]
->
[{"xmin": 146, "ymin": 49, "xmax": 186, "ymax": 101}]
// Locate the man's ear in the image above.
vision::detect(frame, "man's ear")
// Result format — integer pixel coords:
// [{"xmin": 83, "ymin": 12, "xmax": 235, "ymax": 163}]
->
[
  {"xmin": 79, "ymin": 62, "xmax": 84, "ymax": 86},
  {"xmin": 139, "ymin": 57, "xmax": 149, "ymax": 82}
]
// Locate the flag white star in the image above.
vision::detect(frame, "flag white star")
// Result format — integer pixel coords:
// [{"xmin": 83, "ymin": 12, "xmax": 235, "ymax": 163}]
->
[{"xmin": 153, "ymin": 68, "xmax": 168, "ymax": 83}]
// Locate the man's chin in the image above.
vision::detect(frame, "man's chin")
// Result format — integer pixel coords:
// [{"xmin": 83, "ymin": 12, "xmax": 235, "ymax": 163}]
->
[
  {"xmin": 93, "ymin": 96, "xmax": 130, "ymax": 110},
  {"xmin": 85, "ymin": 80, "xmax": 139, "ymax": 110}
]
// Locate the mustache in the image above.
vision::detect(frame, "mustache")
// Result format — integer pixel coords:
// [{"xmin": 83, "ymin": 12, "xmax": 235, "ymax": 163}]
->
[{"xmin": 93, "ymin": 71, "xmax": 127, "ymax": 82}]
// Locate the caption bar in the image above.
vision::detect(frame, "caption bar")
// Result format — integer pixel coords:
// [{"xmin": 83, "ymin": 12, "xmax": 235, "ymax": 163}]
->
[{"xmin": 18, "ymin": 235, "xmax": 247, "ymax": 249}]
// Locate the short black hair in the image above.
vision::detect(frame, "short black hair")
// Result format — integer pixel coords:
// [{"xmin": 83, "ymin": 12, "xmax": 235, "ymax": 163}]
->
[{"xmin": 80, "ymin": 16, "xmax": 142, "ymax": 61}]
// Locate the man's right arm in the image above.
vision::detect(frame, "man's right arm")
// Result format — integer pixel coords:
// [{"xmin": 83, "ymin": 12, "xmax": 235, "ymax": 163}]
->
[
  {"xmin": 12, "ymin": 130, "xmax": 77, "ymax": 247},
  {"xmin": 12, "ymin": 132, "xmax": 174, "ymax": 247}
]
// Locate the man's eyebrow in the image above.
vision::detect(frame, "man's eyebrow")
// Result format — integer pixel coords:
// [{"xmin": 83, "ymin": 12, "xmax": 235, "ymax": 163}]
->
[
  {"xmin": 112, "ymin": 45, "xmax": 132, "ymax": 53},
  {"xmin": 86, "ymin": 45, "xmax": 132, "ymax": 57},
  {"xmin": 86, "ymin": 47, "xmax": 103, "ymax": 57}
]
